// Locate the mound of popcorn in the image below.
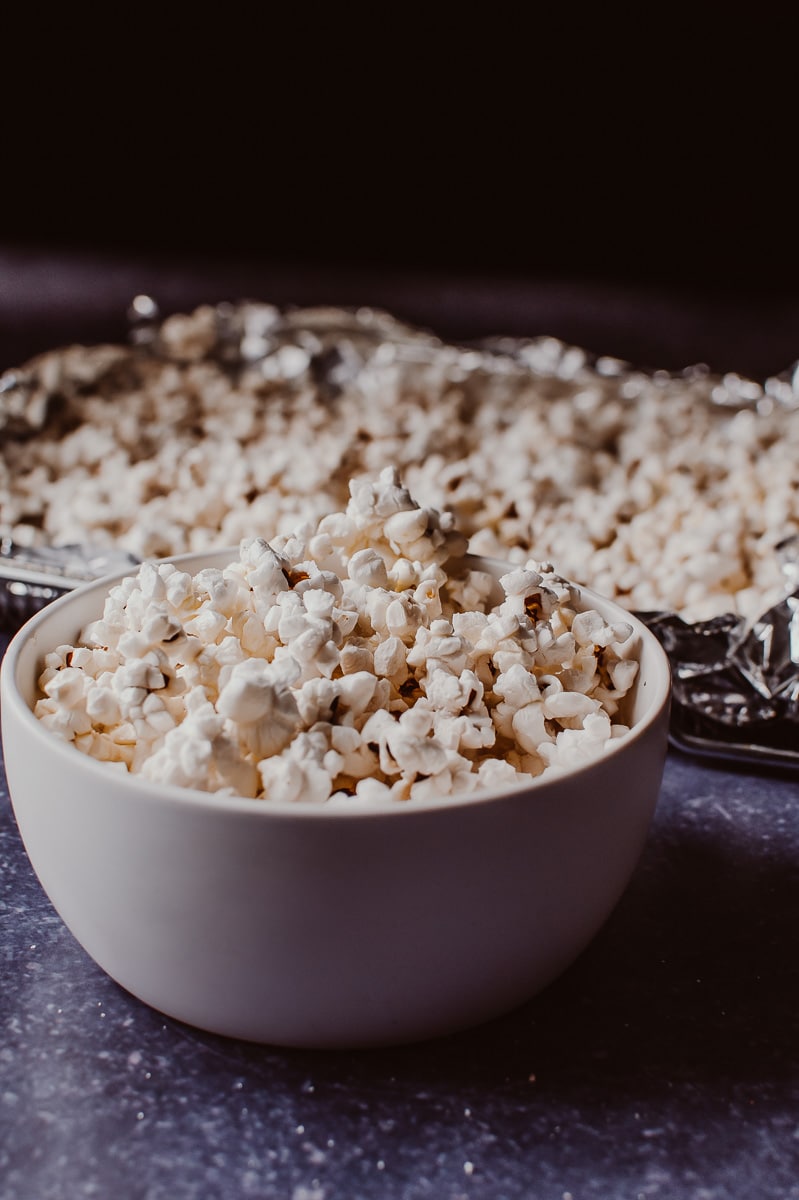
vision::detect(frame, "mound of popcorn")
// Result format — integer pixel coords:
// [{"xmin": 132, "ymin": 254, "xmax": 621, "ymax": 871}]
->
[
  {"xmin": 3, "ymin": 302, "xmax": 799, "ymax": 624},
  {"xmin": 34, "ymin": 469, "xmax": 639, "ymax": 803}
]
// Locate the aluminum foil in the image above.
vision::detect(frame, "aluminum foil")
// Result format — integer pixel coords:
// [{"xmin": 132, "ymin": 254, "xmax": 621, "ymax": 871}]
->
[
  {"xmin": 0, "ymin": 539, "xmax": 140, "ymax": 631},
  {"xmin": 643, "ymin": 534, "xmax": 799, "ymax": 771},
  {"xmin": 2, "ymin": 298, "xmax": 799, "ymax": 771}
]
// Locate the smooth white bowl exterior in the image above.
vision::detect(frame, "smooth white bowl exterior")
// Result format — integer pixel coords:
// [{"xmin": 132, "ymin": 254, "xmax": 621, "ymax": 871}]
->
[{"xmin": 1, "ymin": 553, "xmax": 671, "ymax": 1048}]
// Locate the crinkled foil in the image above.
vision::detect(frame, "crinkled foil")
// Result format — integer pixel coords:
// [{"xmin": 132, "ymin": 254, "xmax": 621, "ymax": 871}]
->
[
  {"xmin": 2, "ymin": 298, "xmax": 799, "ymax": 771},
  {"xmin": 643, "ymin": 534, "xmax": 799, "ymax": 770},
  {"xmin": 0, "ymin": 539, "xmax": 140, "ymax": 631}
]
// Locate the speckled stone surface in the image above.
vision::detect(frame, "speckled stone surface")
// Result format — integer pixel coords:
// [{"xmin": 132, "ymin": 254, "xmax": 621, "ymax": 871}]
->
[
  {"xmin": 3, "ymin": 253, "xmax": 799, "ymax": 1199},
  {"xmin": 2, "ymin": 626, "xmax": 798, "ymax": 1200}
]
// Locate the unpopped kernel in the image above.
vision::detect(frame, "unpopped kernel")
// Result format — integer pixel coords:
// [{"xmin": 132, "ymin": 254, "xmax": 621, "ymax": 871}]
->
[{"xmin": 34, "ymin": 470, "xmax": 639, "ymax": 804}]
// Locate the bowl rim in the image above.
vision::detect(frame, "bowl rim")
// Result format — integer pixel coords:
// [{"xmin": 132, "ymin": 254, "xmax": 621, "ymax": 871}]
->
[{"xmin": 0, "ymin": 549, "xmax": 672, "ymax": 821}]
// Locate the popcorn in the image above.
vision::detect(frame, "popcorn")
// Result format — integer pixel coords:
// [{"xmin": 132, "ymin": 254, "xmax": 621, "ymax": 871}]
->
[
  {"xmin": 6, "ymin": 305, "xmax": 798, "ymax": 624},
  {"xmin": 33, "ymin": 471, "xmax": 639, "ymax": 804}
]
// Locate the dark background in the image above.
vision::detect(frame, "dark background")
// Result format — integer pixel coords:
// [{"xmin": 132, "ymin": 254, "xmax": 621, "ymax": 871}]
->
[
  {"xmin": 2, "ymin": 20, "xmax": 797, "ymax": 376},
  {"xmin": 6, "ymin": 107, "xmax": 794, "ymax": 296}
]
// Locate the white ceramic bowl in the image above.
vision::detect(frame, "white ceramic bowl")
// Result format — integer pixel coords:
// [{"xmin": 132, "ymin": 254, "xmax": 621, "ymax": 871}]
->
[{"xmin": 1, "ymin": 552, "xmax": 671, "ymax": 1048}]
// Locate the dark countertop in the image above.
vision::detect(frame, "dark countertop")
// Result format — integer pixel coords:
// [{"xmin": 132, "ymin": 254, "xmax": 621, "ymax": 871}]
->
[
  {"xmin": 2, "ymin": 249, "xmax": 799, "ymax": 1199},
  {"xmin": 3, "ymin": 634, "xmax": 798, "ymax": 1200}
]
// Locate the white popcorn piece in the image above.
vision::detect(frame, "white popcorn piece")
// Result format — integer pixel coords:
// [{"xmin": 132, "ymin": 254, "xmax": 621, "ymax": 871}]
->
[
  {"xmin": 383, "ymin": 506, "xmax": 429, "ymax": 547},
  {"xmin": 384, "ymin": 595, "xmax": 424, "ymax": 642},
  {"xmin": 372, "ymin": 635, "xmax": 408, "ymax": 682},
  {"xmin": 217, "ymin": 660, "xmax": 302, "ymax": 759},
  {"xmin": 258, "ymin": 736, "xmax": 333, "ymax": 805},
  {"xmin": 571, "ymin": 610, "xmax": 633, "ymax": 649},
  {"xmin": 347, "ymin": 548, "xmax": 389, "ymax": 588},
  {"xmin": 339, "ymin": 639, "xmax": 375, "ymax": 676},
  {"xmin": 336, "ymin": 670, "xmax": 380, "ymax": 716}
]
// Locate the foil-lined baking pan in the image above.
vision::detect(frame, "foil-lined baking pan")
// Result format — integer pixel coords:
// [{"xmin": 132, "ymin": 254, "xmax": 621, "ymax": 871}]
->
[
  {"xmin": 642, "ymin": 535, "xmax": 799, "ymax": 772},
  {"xmin": 2, "ymin": 299, "xmax": 798, "ymax": 771}
]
